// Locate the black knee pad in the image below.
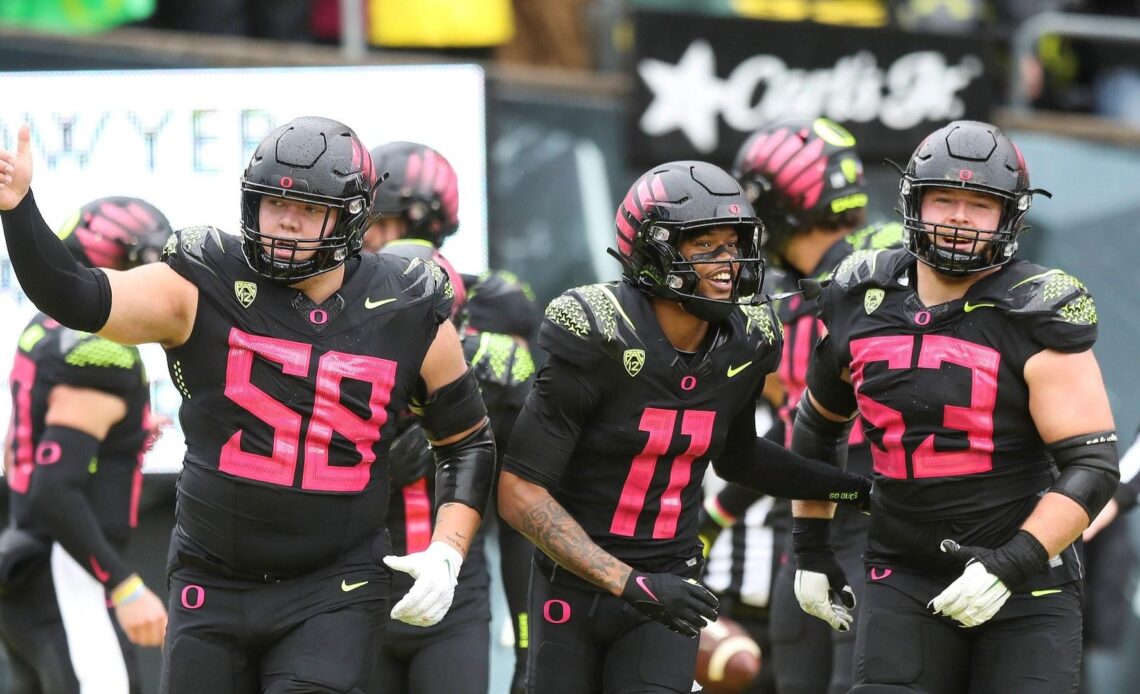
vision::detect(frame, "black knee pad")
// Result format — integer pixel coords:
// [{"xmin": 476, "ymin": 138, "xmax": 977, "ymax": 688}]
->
[{"xmin": 163, "ymin": 634, "xmax": 241, "ymax": 694}]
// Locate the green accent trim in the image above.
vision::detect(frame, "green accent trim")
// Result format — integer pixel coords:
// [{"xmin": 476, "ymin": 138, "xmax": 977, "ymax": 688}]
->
[
  {"xmin": 87, "ymin": 458, "xmax": 98, "ymax": 474},
  {"xmin": 18, "ymin": 324, "xmax": 46, "ymax": 353},
  {"xmin": 1011, "ymin": 268, "xmax": 1063, "ymax": 290},
  {"xmin": 518, "ymin": 612, "xmax": 529, "ymax": 649},
  {"xmin": 1030, "ymin": 589, "xmax": 1062, "ymax": 597},
  {"xmin": 390, "ymin": 238, "xmax": 435, "ymax": 249},
  {"xmin": 599, "ymin": 285, "xmax": 637, "ymax": 331},
  {"xmin": 470, "ymin": 332, "xmax": 492, "ymax": 371},
  {"xmin": 65, "ymin": 337, "xmax": 138, "ymax": 369}
]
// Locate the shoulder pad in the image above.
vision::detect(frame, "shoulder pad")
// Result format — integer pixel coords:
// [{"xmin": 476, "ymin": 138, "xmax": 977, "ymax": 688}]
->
[
  {"xmin": 829, "ymin": 248, "xmax": 907, "ymax": 292},
  {"xmin": 51, "ymin": 332, "xmax": 143, "ymax": 396},
  {"xmin": 398, "ymin": 256, "xmax": 455, "ymax": 321},
  {"xmin": 464, "ymin": 269, "xmax": 541, "ymax": 337},
  {"xmin": 844, "ymin": 220, "xmax": 905, "ymax": 252},
  {"xmin": 61, "ymin": 333, "xmax": 139, "ymax": 370},
  {"xmin": 1006, "ymin": 268, "xmax": 1093, "ymax": 319},
  {"xmin": 162, "ymin": 226, "xmax": 230, "ymax": 264},
  {"xmin": 538, "ymin": 283, "xmax": 638, "ymax": 368},
  {"xmin": 734, "ymin": 303, "xmax": 783, "ymax": 348},
  {"xmin": 465, "ymin": 330, "xmax": 537, "ymax": 388},
  {"xmin": 1005, "ymin": 266, "xmax": 1098, "ymax": 352}
]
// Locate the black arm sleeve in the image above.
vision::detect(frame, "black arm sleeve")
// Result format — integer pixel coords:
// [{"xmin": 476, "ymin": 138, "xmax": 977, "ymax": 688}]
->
[
  {"xmin": 712, "ymin": 415, "xmax": 785, "ymax": 518},
  {"xmin": 713, "ymin": 403, "xmax": 869, "ymax": 504},
  {"xmin": 0, "ymin": 191, "xmax": 112, "ymax": 332},
  {"xmin": 1048, "ymin": 432, "xmax": 1120, "ymax": 520},
  {"xmin": 27, "ymin": 426, "xmax": 132, "ymax": 588},
  {"xmin": 789, "ymin": 393, "xmax": 853, "ymax": 470},
  {"xmin": 434, "ymin": 420, "xmax": 496, "ymax": 515},
  {"xmin": 501, "ymin": 356, "xmax": 602, "ymax": 489}
]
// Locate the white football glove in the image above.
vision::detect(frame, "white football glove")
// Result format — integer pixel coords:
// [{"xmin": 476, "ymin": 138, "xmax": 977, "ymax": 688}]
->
[
  {"xmin": 929, "ymin": 561, "xmax": 1010, "ymax": 628},
  {"xmin": 794, "ymin": 568, "xmax": 856, "ymax": 632},
  {"xmin": 383, "ymin": 541, "xmax": 463, "ymax": 627}
]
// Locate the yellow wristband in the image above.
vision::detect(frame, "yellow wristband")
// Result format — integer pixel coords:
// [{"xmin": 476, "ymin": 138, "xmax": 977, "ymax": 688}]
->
[{"xmin": 111, "ymin": 575, "xmax": 144, "ymax": 607}]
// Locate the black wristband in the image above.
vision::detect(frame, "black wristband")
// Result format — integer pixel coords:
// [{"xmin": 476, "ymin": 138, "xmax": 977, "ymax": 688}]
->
[
  {"xmin": 792, "ymin": 517, "xmax": 832, "ymax": 555},
  {"xmin": 989, "ymin": 530, "xmax": 1050, "ymax": 589}
]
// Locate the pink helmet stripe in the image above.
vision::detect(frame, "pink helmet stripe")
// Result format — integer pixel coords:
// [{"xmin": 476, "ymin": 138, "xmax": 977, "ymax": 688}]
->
[
  {"xmin": 650, "ymin": 174, "xmax": 667, "ymax": 203},
  {"xmin": 747, "ymin": 129, "xmax": 788, "ymax": 171},
  {"xmin": 636, "ymin": 177, "xmax": 655, "ymax": 213},
  {"xmin": 765, "ymin": 130, "xmax": 808, "ymax": 174},
  {"xmin": 774, "ymin": 136, "xmax": 826, "ymax": 190},
  {"xmin": 615, "ymin": 211, "xmax": 635, "ymax": 255},
  {"xmin": 405, "ymin": 151, "xmax": 422, "ymax": 187},
  {"xmin": 122, "ymin": 202, "xmax": 158, "ymax": 230},
  {"xmin": 800, "ymin": 180, "xmax": 825, "ymax": 209},
  {"xmin": 624, "ymin": 190, "xmax": 644, "ymax": 222},
  {"xmin": 97, "ymin": 202, "xmax": 142, "ymax": 233},
  {"xmin": 420, "ymin": 149, "xmax": 438, "ymax": 196}
]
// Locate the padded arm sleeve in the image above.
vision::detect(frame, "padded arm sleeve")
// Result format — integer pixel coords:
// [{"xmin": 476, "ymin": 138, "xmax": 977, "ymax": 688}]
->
[
  {"xmin": 0, "ymin": 191, "xmax": 112, "ymax": 332},
  {"xmin": 434, "ymin": 420, "xmax": 496, "ymax": 515},
  {"xmin": 27, "ymin": 426, "xmax": 132, "ymax": 588},
  {"xmin": 790, "ymin": 394, "xmax": 854, "ymax": 471},
  {"xmin": 1048, "ymin": 432, "xmax": 1120, "ymax": 520}
]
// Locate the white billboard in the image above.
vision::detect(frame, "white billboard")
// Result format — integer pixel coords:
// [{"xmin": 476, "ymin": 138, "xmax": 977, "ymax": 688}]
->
[{"xmin": 0, "ymin": 64, "xmax": 487, "ymax": 474}]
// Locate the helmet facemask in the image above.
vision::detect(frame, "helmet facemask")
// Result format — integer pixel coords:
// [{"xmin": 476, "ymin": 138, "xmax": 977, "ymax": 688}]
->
[
  {"xmin": 900, "ymin": 180, "xmax": 1031, "ymax": 277},
  {"xmin": 240, "ymin": 183, "xmax": 371, "ymax": 284},
  {"xmin": 625, "ymin": 221, "xmax": 766, "ymax": 323}
]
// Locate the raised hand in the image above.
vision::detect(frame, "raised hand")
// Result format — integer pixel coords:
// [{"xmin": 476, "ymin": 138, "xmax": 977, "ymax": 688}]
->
[{"xmin": 0, "ymin": 124, "xmax": 32, "ymax": 212}]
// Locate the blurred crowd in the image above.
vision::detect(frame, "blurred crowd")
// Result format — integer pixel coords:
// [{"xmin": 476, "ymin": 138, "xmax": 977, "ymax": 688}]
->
[{"xmin": 2, "ymin": 0, "xmax": 1140, "ymax": 126}]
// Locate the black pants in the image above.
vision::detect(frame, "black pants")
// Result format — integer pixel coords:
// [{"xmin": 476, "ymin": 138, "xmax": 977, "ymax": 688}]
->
[
  {"xmin": 372, "ymin": 615, "xmax": 489, "ymax": 694},
  {"xmin": 770, "ymin": 512, "xmax": 867, "ymax": 694},
  {"xmin": 524, "ymin": 559, "xmax": 699, "ymax": 694},
  {"xmin": 853, "ymin": 567, "xmax": 1082, "ymax": 694},
  {"xmin": 161, "ymin": 537, "xmax": 388, "ymax": 694}
]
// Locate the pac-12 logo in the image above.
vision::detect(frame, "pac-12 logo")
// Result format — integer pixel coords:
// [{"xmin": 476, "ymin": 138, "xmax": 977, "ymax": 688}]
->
[{"xmin": 623, "ymin": 349, "xmax": 645, "ymax": 377}]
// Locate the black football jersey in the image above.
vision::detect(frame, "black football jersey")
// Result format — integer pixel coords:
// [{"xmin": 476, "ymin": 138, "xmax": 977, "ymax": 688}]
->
[
  {"xmin": 773, "ymin": 221, "xmax": 904, "ymax": 469},
  {"xmin": 6, "ymin": 313, "xmax": 149, "ymax": 549},
  {"xmin": 817, "ymin": 248, "xmax": 1098, "ymax": 577},
  {"xmin": 504, "ymin": 282, "xmax": 783, "ymax": 572},
  {"xmin": 161, "ymin": 227, "xmax": 452, "ymax": 575}
]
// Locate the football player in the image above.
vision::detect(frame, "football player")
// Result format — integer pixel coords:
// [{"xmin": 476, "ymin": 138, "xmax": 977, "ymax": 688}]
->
[
  {"xmin": 700, "ymin": 117, "xmax": 903, "ymax": 694},
  {"xmin": 365, "ymin": 142, "xmax": 537, "ymax": 694},
  {"xmin": 498, "ymin": 160, "xmax": 873, "ymax": 693},
  {"xmin": 788, "ymin": 120, "xmax": 1118, "ymax": 693},
  {"xmin": 0, "ymin": 197, "xmax": 171, "ymax": 694},
  {"xmin": 0, "ymin": 117, "xmax": 496, "ymax": 693}
]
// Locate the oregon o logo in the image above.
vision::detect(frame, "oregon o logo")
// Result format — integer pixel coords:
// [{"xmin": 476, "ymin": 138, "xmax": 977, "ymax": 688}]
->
[
  {"xmin": 34, "ymin": 441, "xmax": 61, "ymax": 465},
  {"xmin": 310, "ymin": 309, "xmax": 328, "ymax": 325},
  {"xmin": 681, "ymin": 375, "xmax": 698, "ymax": 391},
  {"xmin": 914, "ymin": 311, "xmax": 932, "ymax": 326},
  {"xmin": 958, "ymin": 169, "xmax": 973, "ymax": 181},
  {"xmin": 280, "ymin": 176, "xmax": 294, "ymax": 188},
  {"xmin": 543, "ymin": 599, "xmax": 571, "ymax": 624},
  {"xmin": 181, "ymin": 585, "xmax": 205, "ymax": 610}
]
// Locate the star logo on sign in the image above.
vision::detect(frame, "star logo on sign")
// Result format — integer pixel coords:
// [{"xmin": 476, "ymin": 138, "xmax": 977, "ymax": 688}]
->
[{"xmin": 638, "ymin": 40, "xmax": 723, "ymax": 152}]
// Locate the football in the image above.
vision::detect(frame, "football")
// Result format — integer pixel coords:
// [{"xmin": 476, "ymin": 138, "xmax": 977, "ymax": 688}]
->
[{"xmin": 695, "ymin": 615, "xmax": 762, "ymax": 694}]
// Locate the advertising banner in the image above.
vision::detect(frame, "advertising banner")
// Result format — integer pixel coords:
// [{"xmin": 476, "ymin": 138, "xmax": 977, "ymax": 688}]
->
[{"xmin": 631, "ymin": 10, "xmax": 994, "ymax": 165}]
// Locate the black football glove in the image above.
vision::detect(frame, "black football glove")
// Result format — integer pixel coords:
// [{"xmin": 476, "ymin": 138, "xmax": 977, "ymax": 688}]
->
[
  {"xmin": 388, "ymin": 421, "xmax": 435, "ymax": 488},
  {"xmin": 792, "ymin": 517, "xmax": 856, "ymax": 632},
  {"xmin": 929, "ymin": 531, "xmax": 1050, "ymax": 628},
  {"xmin": 620, "ymin": 570, "xmax": 719, "ymax": 638}
]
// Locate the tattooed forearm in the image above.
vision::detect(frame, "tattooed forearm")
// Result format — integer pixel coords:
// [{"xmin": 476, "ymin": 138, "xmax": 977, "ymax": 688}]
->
[
  {"xmin": 517, "ymin": 496, "xmax": 630, "ymax": 595},
  {"xmin": 434, "ymin": 502, "xmax": 477, "ymax": 557}
]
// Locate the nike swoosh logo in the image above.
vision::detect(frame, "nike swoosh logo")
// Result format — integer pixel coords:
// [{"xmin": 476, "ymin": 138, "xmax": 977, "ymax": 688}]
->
[
  {"xmin": 1030, "ymin": 588, "xmax": 1062, "ymax": 597},
  {"xmin": 341, "ymin": 579, "xmax": 368, "ymax": 592},
  {"xmin": 870, "ymin": 567, "xmax": 892, "ymax": 581},
  {"xmin": 364, "ymin": 297, "xmax": 397, "ymax": 310},
  {"xmin": 635, "ymin": 576, "xmax": 659, "ymax": 602},
  {"xmin": 963, "ymin": 301, "xmax": 995, "ymax": 313},
  {"xmin": 726, "ymin": 361, "xmax": 753, "ymax": 378}
]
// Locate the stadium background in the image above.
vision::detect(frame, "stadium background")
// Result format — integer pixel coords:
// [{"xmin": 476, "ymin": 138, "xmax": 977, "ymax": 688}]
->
[{"xmin": 2, "ymin": 4, "xmax": 1140, "ymax": 691}]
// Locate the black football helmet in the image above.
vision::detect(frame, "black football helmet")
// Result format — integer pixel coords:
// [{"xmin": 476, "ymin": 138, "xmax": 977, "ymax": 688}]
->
[
  {"xmin": 369, "ymin": 141, "xmax": 459, "ymax": 246},
  {"xmin": 732, "ymin": 118, "xmax": 866, "ymax": 262},
  {"xmin": 611, "ymin": 161, "xmax": 764, "ymax": 322},
  {"xmin": 898, "ymin": 120, "xmax": 1049, "ymax": 276},
  {"xmin": 57, "ymin": 196, "xmax": 172, "ymax": 270},
  {"xmin": 241, "ymin": 116, "xmax": 377, "ymax": 283}
]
